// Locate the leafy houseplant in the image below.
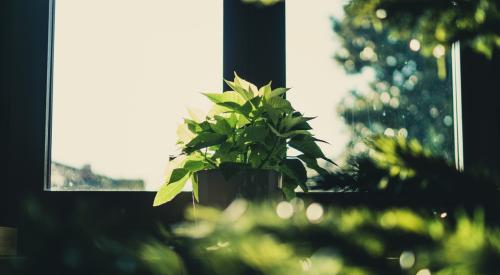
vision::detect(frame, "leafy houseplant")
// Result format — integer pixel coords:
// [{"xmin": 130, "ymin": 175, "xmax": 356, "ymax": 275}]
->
[{"xmin": 153, "ymin": 73, "xmax": 333, "ymax": 206}]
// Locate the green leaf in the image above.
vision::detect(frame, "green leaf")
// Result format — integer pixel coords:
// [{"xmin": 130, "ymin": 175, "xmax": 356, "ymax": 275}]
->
[
  {"xmin": 187, "ymin": 108, "xmax": 206, "ymax": 123},
  {"xmin": 176, "ymin": 124, "xmax": 196, "ymax": 144},
  {"xmin": 210, "ymin": 116, "xmax": 233, "ymax": 135},
  {"xmin": 244, "ymin": 125, "xmax": 269, "ymax": 143},
  {"xmin": 212, "ymin": 143, "xmax": 240, "ymax": 163},
  {"xmin": 269, "ymin": 87, "xmax": 290, "ymax": 99},
  {"xmin": 225, "ymin": 79, "xmax": 254, "ymax": 100},
  {"xmin": 183, "ymin": 160, "xmax": 206, "ymax": 173},
  {"xmin": 289, "ymin": 136, "xmax": 332, "ymax": 163},
  {"xmin": 208, "ymin": 104, "xmax": 232, "ymax": 117},
  {"xmin": 268, "ymin": 123, "xmax": 283, "ymax": 137},
  {"xmin": 281, "ymin": 130, "xmax": 313, "ymax": 139},
  {"xmin": 266, "ymin": 96, "xmax": 293, "ymax": 112},
  {"xmin": 246, "ymin": 96, "xmax": 262, "ymax": 110},
  {"xmin": 297, "ymin": 154, "xmax": 330, "ymax": 176},
  {"xmin": 268, "ymin": 124, "xmax": 311, "ymax": 139},
  {"xmin": 282, "ymin": 113, "xmax": 315, "ymax": 131},
  {"xmin": 235, "ymin": 114, "xmax": 251, "ymax": 128},
  {"xmin": 282, "ymin": 176, "xmax": 297, "ymax": 200},
  {"xmin": 234, "ymin": 72, "xmax": 258, "ymax": 96},
  {"xmin": 224, "ymin": 113, "xmax": 238, "ymax": 128},
  {"xmin": 154, "ymin": 172, "xmax": 190, "ymax": 206},
  {"xmin": 217, "ymin": 101, "xmax": 252, "ymax": 117},
  {"xmin": 259, "ymin": 81, "xmax": 272, "ymax": 98},
  {"xmin": 168, "ymin": 168, "xmax": 190, "ymax": 183},
  {"xmin": 313, "ymin": 137, "xmax": 330, "ymax": 144},
  {"xmin": 280, "ymin": 158, "xmax": 307, "ymax": 190},
  {"xmin": 184, "ymin": 119, "xmax": 202, "ymax": 133},
  {"xmin": 293, "ymin": 120, "xmax": 313, "ymax": 131},
  {"xmin": 185, "ymin": 132, "xmax": 227, "ymax": 152},
  {"xmin": 247, "ymin": 144, "xmax": 268, "ymax": 167},
  {"xmin": 203, "ymin": 91, "xmax": 246, "ymax": 105}
]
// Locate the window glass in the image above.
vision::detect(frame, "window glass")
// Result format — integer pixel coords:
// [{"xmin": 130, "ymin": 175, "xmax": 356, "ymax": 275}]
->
[
  {"xmin": 286, "ymin": 0, "xmax": 455, "ymax": 178},
  {"xmin": 50, "ymin": 0, "xmax": 223, "ymax": 191}
]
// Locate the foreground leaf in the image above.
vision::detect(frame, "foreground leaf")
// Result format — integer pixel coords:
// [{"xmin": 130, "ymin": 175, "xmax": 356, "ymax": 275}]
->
[{"xmin": 154, "ymin": 172, "xmax": 191, "ymax": 206}]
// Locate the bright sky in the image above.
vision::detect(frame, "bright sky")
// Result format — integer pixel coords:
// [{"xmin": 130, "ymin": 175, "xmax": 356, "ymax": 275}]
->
[
  {"xmin": 286, "ymin": 0, "xmax": 373, "ymax": 163},
  {"xmin": 51, "ymin": 0, "xmax": 371, "ymax": 190}
]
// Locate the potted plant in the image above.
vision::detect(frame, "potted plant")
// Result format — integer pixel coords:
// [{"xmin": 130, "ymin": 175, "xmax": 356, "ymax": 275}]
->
[{"xmin": 153, "ymin": 73, "xmax": 333, "ymax": 207}]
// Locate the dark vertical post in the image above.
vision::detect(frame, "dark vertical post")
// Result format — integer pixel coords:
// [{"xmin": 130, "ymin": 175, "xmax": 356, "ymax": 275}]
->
[
  {"xmin": 0, "ymin": 0, "xmax": 50, "ymax": 226},
  {"xmin": 460, "ymin": 47, "xmax": 500, "ymax": 171},
  {"xmin": 223, "ymin": 0, "xmax": 286, "ymax": 88}
]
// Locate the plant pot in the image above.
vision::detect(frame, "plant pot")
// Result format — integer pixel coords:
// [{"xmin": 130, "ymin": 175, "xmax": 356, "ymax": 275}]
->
[{"xmin": 196, "ymin": 168, "xmax": 282, "ymax": 208}]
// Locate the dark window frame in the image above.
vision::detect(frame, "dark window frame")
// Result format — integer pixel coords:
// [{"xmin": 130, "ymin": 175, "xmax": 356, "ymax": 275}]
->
[
  {"xmin": 1, "ymin": 0, "xmax": 287, "ymax": 235},
  {"xmin": 4, "ymin": 0, "xmax": 500, "ymax": 246}
]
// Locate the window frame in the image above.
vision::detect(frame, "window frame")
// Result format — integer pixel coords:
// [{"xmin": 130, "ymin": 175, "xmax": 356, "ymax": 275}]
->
[
  {"xmin": 4, "ymin": 0, "xmax": 483, "ymax": 236},
  {"xmin": 22, "ymin": 0, "xmax": 284, "ymax": 225}
]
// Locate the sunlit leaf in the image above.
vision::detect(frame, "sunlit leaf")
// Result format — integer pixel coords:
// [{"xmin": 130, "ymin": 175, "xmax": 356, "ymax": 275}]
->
[
  {"xmin": 269, "ymin": 87, "xmax": 290, "ymax": 99},
  {"xmin": 187, "ymin": 108, "xmax": 206, "ymax": 123},
  {"xmin": 176, "ymin": 124, "xmax": 196, "ymax": 144},
  {"xmin": 210, "ymin": 116, "xmax": 233, "ymax": 135},
  {"xmin": 183, "ymin": 160, "xmax": 206, "ymax": 173},
  {"xmin": 258, "ymin": 81, "xmax": 272, "ymax": 97},
  {"xmin": 282, "ymin": 113, "xmax": 315, "ymax": 131},
  {"xmin": 266, "ymin": 96, "xmax": 293, "ymax": 112},
  {"xmin": 225, "ymin": 79, "xmax": 254, "ymax": 100},
  {"xmin": 185, "ymin": 132, "xmax": 227, "ymax": 152},
  {"xmin": 203, "ymin": 91, "xmax": 246, "ymax": 105},
  {"xmin": 154, "ymin": 172, "xmax": 190, "ymax": 206},
  {"xmin": 217, "ymin": 101, "xmax": 252, "ymax": 117},
  {"xmin": 168, "ymin": 168, "xmax": 190, "ymax": 184}
]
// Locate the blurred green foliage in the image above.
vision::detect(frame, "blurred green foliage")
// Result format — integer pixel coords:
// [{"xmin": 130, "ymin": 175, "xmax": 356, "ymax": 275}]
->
[
  {"xmin": 317, "ymin": 136, "xmax": 500, "ymax": 203},
  {"xmin": 142, "ymin": 137, "xmax": 500, "ymax": 275},
  {"xmin": 332, "ymin": 10, "xmax": 455, "ymax": 162},
  {"xmin": 245, "ymin": 0, "xmax": 500, "ymax": 58},
  {"xmin": 339, "ymin": 0, "xmax": 500, "ymax": 58},
  {"xmin": 6, "ymin": 137, "xmax": 500, "ymax": 275},
  {"xmin": 140, "ymin": 200, "xmax": 500, "ymax": 275}
]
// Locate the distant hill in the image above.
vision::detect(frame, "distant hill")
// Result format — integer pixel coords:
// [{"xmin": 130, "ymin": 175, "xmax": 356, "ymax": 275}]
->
[{"xmin": 50, "ymin": 162, "xmax": 145, "ymax": 191}]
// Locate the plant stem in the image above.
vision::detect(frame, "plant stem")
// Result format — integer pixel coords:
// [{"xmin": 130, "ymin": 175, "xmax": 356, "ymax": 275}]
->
[
  {"xmin": 200, "ymin": 149, "xmax": 217, "ymax": 168},
  {"xmin": 258, "ymin": 137, "xmax": 280, "ymax": 169}
]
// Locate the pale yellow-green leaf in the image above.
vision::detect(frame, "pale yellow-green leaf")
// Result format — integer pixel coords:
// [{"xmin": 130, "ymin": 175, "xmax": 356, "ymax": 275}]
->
[
  {"xmin": 163, "ymin": 155, "xmax": 187, "ymax": 183},
  {"xmin": 153, "ymin": 172, "xmax": 190, "ymax": 206},
  {"xmin": 207, "ymin": 104, "xmax": 232, "ymax": 117},
  {"xmin": 234, "ymin": 72, "xmax": 258, "ymax": 96},
  {"xmin": 203, "ymin": 91, "xmax": 246, "ymax": 105},
  {"xmin": 187, "ymin": 107, "xmax": 206, "ymax": 123},
  {"xmin": 225, "ymin": 80, "xmax": 253, "ymax": 100},
  {"xmin": 258, "ymin": 81, "xmax": 272, "ymax": 97},
  {"xmin": 176, "ymin": 124, "xmax": 195, "ymax": 145},
  {"xmin": 269, "ymin": 87, "xmax": 290, "ymax": 99}
]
